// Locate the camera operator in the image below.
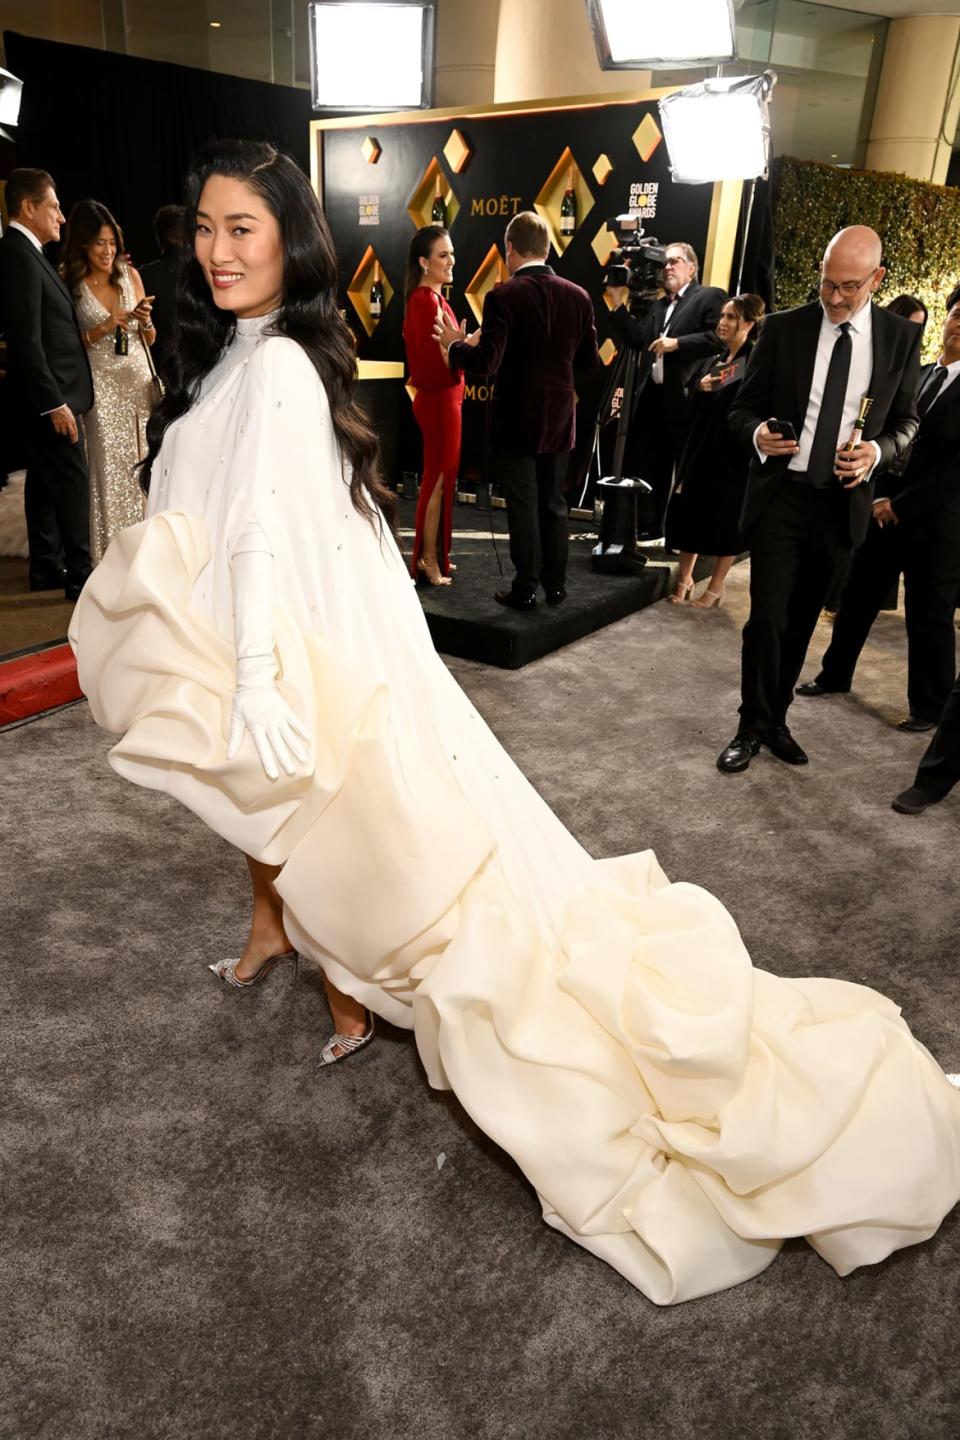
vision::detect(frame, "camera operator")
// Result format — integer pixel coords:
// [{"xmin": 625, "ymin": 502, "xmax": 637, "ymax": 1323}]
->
[{"xmin": 604, "ymin": 242, "xmax": 725, "ymax": 541}]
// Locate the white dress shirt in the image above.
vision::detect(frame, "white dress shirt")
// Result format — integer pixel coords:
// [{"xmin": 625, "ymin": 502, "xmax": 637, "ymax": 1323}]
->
[
  {"xmin": 790, "ymin": 301, "xmax": 877, "ymax": 474},
  {"xmin": 756, "ymin": 301, "xmax": 880, "ymax": 476},
  {"xmin": 651, "ymin": 281, "xmax": 690, "ymax": 385}
]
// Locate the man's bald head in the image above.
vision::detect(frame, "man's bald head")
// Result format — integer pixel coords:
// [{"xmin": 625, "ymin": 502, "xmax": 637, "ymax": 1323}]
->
[
  {"xmin": 824, "ymin": 226, "xmax": 883, "ymax": 272},
  {"xmin": 819, "ymin": 225, "xmax": 885, "ymax": 324}
]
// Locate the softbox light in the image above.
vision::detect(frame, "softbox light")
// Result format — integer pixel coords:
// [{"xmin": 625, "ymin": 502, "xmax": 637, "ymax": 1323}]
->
[
  {"xmin": 585, "ymin": 0, "xmax": 737, "ymax": 69},
  {"xmin": 308, "ymin": 1, "xmax": 436, "ymax": 111},
  {"xmin": 0, "ymin": 66, "xmax": 24, "ymax": 132},
  {"xmin": 659, "ymin": 72, "xmax": 776, "ymax": 185}
]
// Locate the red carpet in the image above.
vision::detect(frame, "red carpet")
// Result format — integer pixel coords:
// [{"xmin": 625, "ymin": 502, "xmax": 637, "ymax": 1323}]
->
[{"xmin": 0, "ymin": 643, "xmax": 81, "ymax": 725}]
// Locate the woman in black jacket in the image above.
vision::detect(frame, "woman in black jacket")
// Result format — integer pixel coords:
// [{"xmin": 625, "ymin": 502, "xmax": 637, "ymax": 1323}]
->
[{"xmin": 665, "ymin": 293, "xmax": 765, "ymax": 608}]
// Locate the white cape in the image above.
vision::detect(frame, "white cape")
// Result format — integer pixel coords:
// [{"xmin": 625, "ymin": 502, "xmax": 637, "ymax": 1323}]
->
[{"xmin": 69, "ymin": 324, "xmax": 960, "ymax": 1305}]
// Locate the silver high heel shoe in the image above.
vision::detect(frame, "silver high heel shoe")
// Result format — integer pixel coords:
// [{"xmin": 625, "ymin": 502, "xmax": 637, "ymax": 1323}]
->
[
  {"xmin": 319, "ymin": 1010, "xmax": 375, "ymax": 1067},
  {"xmin": 208, "ymin": 948, "xmax": 298, "ymax": 988}
]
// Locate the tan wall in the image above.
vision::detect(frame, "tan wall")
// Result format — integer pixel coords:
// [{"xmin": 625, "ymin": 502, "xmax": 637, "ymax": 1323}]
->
[
  {"xmin": 435, "ymin": 0, "xmax": 501, "ymax": 107},
  {"xmin": 865, "ymin": 15, "xmax": 960, "ymax": 184},
  {"xmin": 493, "ymin": 0, "xmax": 650, "ymax": 103}
]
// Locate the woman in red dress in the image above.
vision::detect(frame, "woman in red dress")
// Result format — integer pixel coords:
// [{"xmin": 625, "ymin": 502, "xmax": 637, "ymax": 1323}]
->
[{"xmin": 403, "ymin": 226, "xmax": 465, "ymax": 585}]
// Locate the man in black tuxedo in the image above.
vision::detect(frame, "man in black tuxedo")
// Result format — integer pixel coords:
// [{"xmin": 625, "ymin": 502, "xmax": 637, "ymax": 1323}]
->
[
  {"xmin": 140, "ymin": 204, "xmax": 184, "ymax": 389},
  {"xmin": 435, "ymin": 210, "xmax": 599, "ymax": 609},
  {"xmin": 797, "ymin": 289, "xmax": 960, "ymax": 732},
  {"xmin": 604, "ymin": 242, "xmax": 725, "ymax": 539},
  {"xmin": 892, "ymin": 668, "xmax": 960, "ymax": 814},
  {"xmin": 721, "ymin": 226, "xmax": 921, "ymax": 773},
  {"xmin": 0, "ymin": 168, "xmax": 93, "ymax": 596}
]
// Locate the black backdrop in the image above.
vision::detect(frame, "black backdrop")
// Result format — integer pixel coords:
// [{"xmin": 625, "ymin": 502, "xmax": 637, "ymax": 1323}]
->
[{"xmin": 2, "ymin": 31, "xmax": 312, "ymax": 265}]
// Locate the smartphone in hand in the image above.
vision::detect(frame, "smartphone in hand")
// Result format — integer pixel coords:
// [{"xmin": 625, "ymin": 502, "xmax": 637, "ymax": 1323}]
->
[{"xmin": 767, "ymin": 418, "xmax": 798, "ymax": 443}]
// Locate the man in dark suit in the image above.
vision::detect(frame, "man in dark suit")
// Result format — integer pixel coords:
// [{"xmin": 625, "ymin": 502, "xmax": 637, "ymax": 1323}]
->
[
  {"xmin": 0, "ymin": 168, "xmax": 94, "ymax": 596},
  {"xmin": 721, "ymin": 226, "xmax": 921, "ymax": 773},
  {"xmin": 140, "ymin": 204, "xmax": 184, "ymax": 388},
  {"xmin": 892, "ymin": 667, "xmax": 960, "ymax": 814},
  {"xmin": 604, "ymin": 242, "xmax": 725, "ymax": 538},
  {"xmin": 797, "ymin": 288, "xmax": 960, "ymax": 732},
  {"xmin": 435, "ymin": 210, "xmax": 599, "ymax": 609}
]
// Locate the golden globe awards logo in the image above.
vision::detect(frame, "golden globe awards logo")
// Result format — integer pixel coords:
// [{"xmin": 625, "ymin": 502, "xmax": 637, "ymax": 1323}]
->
[{"xmin": 628, "ymin": 182, "xmax": 658, "ymax": 221}]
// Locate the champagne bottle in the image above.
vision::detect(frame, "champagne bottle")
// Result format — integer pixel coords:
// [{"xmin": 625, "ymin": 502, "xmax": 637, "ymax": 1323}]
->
[
  {"xmin": 560, "ymin": 167, "xmax": 577, "ymax": 239},
  {"xmin": 369, "ymin": 261, "xmax": 384, "ymax": 321},
  {"xmin": 114, "ymin": 325, "xmax": 128, "ymax": 356},
  {"xmin": 431, "ymin": 174, "xmax": 446, "ymax": 226}
]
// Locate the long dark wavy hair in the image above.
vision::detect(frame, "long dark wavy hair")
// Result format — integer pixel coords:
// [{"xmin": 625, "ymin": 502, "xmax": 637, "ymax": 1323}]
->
[
  {"xmin": 405, "ymin": 225, "xmax": 449, "ymax": 304},
  {"xmin": 885, "ymin": 293, "xmax": 928, "ymax": 328},
  {"xmin": 143, "ymin": 139, "xmax": 393, "ymax": 530},
  {"xmin": 60, "ymin": 200, "xmax": 126, "ymax": 295}
]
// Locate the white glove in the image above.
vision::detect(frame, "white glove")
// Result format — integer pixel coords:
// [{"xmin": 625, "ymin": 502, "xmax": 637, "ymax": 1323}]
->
[{"xmin": 226, "ymin": 522, "xmax": 310, "ymax": 781}]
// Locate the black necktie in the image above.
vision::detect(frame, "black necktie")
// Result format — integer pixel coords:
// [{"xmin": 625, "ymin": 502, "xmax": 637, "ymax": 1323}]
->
[
  {"xmin": 806, "ymin": 321, "xmax": 852, "ymax": 488},
  {"xmin": 918, "ymin": 365, "xmax": 948, "ymax": 419}
]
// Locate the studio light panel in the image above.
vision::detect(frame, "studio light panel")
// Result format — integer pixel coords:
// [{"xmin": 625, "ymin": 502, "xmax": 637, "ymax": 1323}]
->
[
  {"xmin": 309, "ymin": 2, "xmax": 435, "ymax": 111},
  {"xmin": 587, "ymin": 0, "xmax": 737, "ymax": 69}
]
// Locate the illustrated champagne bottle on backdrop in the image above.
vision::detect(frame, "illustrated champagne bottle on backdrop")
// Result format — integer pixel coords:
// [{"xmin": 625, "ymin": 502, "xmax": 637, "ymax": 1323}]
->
[
  {"xmin": 431, "ymin": 174, "xmax": 446, "ymax": 226},
  {"xmin": 560, "ymin": 166, "xmax": 577, "ymax": 239},
  {"xmin": 369, "ymin": 260, "xmax": 384, "ymax": 321},
  {"xmin": 114, "ymin": 325, "xmax": 128, "ymax": 356}
]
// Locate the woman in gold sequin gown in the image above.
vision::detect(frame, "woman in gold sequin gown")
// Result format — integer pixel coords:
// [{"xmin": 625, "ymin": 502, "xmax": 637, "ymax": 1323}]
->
[{"xmin": 61, "ymin": 200, "xmax": 157, "ymax": 562}]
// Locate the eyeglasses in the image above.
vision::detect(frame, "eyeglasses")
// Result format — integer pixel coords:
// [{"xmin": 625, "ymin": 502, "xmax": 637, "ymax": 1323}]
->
[
  {"xmin": 663, "ymin": 257, "xmax": 687, "ymax": 268},
  {"xmin": 819, "ymin": 273, "xmax": 875, "ymax": 298}
]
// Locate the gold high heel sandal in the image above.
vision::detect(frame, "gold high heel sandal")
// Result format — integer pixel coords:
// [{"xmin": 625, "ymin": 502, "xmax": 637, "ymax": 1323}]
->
[
  {"xmin": 208, "ymin": 948, "xmax": 298, "ymax": 988},
  {"xmin": 668, "ymin": 578, "xmax": 694, "ymax": 604},
  {"xmin": 416, "ymin": 557, "xmax": 452, "ymax": 587},
  {"xmin": 692, "ymin": 588, "xmax": 724, "ymax": 610}
]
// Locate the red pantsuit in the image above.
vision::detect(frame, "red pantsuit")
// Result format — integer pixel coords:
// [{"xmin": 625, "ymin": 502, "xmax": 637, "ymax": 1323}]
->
[{"xmin": 403, "ymin": 286, "xmax": 464, "ymax": 577}]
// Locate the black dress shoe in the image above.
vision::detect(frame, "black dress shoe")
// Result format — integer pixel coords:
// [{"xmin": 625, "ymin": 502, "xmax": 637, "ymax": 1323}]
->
[
  {"xmin": 545, "ymin": 586, "xmax": 567, "ymax": 606},
  {"xmin": 29, "ymin": 567, "xmax": 68, "ymax": 592},
  {"xmin": 892, "ymin": 786, "xmax": 943, "ymax": 815},
  {"xmin": 896, "ymin": 715, "xmax": 935, "ymax": 733},
  {"xmin": 762, "ymin": 725, "xmax": 808, "ymax": 765},
  {"xmin": 494, "ymin": 588, "xmax": 536, "ymax": 611},
  {"xmin": 795, "ymin": 680, "xmax": 847, "ymax": 697},
  {"xmin": 717, "ymin": 735, "xmax": 761, "ymax": 773}
]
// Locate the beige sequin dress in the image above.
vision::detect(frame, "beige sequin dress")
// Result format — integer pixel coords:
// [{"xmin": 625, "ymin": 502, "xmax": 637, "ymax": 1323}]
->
[{"xmin": 75, "ymin": 267, "xmax": 153, "ymax": 562}]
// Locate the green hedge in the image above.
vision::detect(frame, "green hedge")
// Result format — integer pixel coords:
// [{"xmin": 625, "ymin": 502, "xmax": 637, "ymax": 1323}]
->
[{"xmin": 772, "ymin": 156, "xmax": 960, "ymax": 362}]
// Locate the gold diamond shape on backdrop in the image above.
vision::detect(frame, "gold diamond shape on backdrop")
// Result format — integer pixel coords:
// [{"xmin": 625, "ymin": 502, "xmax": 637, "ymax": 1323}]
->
[
  {"xmin": 360, "ymin": 137, "xmax": 382, "ymax": 165},
  {"xmin": 591, "ymin": 220, "xmax": 620, "ymax": 269},
  {"xmin": 443, "ymin": 128, "xmax": 472, "ymax": 174},
  {"xmin": 592, "ymin": 153, "xmax": 614, "ymax": 187},
  {"xmin": 346, "ymin": 244, "xmax": 394, "ymax": 338},
  {"xmin": 406, "ymin": 156, "xmax": 460, "ymax": 230},
  {"xmin": 633, "ymin": 114, "xmax": 662, "ymax": 163},
  {"xmin": 464, "ymin": 243, "xmax": 507, "ymax": 325},
  {"xmin": 534, "ymin": 147, "xmax": 595, "ymax": 257},
  {"xmin": 599, "ymin": 338, "xmax": 618, "ymax": 367}
]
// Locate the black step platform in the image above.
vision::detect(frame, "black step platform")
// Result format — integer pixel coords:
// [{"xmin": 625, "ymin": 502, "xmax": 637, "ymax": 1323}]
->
[{"xmin": 397, "ymin": 495, "xmax": 715, "ymax": 669}]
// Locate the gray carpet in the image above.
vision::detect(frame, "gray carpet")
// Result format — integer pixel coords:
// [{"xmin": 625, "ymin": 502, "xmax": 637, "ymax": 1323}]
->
[{"xmin": 3, "ymin": 563, "xmax": 959, "ymax": 1440}]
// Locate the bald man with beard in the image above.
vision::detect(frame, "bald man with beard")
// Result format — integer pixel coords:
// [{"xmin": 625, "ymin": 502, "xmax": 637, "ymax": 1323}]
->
[{"xmin": 718, "ymin": 226, "xmax": 921, "ymax": 773}]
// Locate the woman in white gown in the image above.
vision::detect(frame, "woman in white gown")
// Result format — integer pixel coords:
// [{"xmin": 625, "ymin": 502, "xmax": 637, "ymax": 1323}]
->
[{"xmin": 70, "ymin": 141, "xmax": 960, "ymax": 1307}]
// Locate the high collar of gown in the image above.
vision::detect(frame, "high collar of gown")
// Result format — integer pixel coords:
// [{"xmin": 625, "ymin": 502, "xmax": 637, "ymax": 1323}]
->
[{"xmin": 234, "ymin": 309, "xmax": 280, "ymax": 338}]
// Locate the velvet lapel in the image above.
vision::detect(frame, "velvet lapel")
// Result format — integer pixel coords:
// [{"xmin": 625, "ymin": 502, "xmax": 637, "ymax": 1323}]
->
[{"xmin": 794, "ymin": 302, "xmax": 824, "ymax": 421}]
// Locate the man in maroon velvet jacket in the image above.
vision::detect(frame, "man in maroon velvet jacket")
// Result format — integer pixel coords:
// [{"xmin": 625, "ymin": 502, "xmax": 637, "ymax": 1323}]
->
[{"xmin": 435, "ymin": 211, "xmax": 599, "ymax": 609}]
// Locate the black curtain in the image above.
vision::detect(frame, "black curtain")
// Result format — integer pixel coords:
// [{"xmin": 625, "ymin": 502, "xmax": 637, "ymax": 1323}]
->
[
  {"xmin": 729, "ymin": 173, "xmax": 776, "ymax": 311},
  {"xmin": 3, "ymin": 31, "xmax": 312, "ymax": 265}
]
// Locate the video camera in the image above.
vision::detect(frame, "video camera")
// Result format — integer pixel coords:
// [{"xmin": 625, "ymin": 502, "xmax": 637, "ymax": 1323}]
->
[{"xmin": 602, "ymin": 215, "xmax": 668, "ymax": 308}]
